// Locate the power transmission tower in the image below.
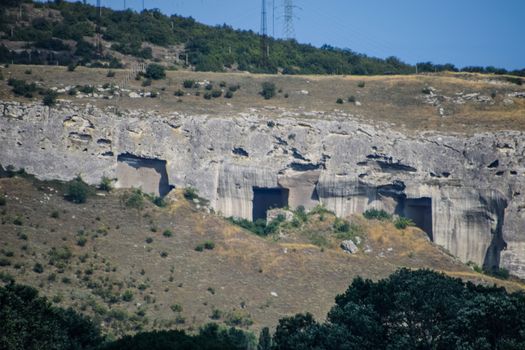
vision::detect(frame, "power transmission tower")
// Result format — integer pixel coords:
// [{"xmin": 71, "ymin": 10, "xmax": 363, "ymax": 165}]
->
[
  {"xmin": 272, "ymin": 0, "xmax": 275, "ymax": 37},
  {"xmin": 260, "ymin": 0, "xmax": 269, "ymax": 66},
  {"xmin": 283, "ymin": 0, "xmax": 295, "ymax": 39},
  {"xmin": 96, "ymin": 0, "xmax": 102, "ymax": 56}
]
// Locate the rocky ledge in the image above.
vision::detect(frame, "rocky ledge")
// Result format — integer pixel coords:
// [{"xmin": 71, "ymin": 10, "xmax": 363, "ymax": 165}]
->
[{"xmin": 1, "ymin": 100, "xmax": 524, "ymax": 278}]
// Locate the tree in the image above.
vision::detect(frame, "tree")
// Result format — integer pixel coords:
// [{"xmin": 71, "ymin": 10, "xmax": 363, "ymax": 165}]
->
[
  {"xmin": 0, "ymin": 284, "xmax": 102, "ymax": 350},
  {"xmin": 260, "ymin": 82, "xmax": 276, "ymax": 100},
  {"xmin": 272, "ymin": 269, "xmax": 525, "ymax": 350},
  {"xmin": 144, "ymin": 63, "xmax": 166, "ymax": 80},
  {"xmin": 42, "ymin": 90, "xmax": 58, "ymax": 107},
  {"xmin": 257, "ymin": 327, "xmax": 272, "ymax": 350},
  {"xmin": 65, "ymin": 176, "xmax": 90, "ymax": 203}
]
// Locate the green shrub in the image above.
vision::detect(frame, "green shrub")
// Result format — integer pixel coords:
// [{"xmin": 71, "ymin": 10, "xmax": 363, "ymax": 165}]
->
[
  {"xmin": 0, "ymin": 196, "xmax": 5, "ymax": 206},
  {"xmin": 174, "ymin": 89, "xmax": 184, "ymax": 96},
  {"xmin": 333, "ymin": 218, "xmax": 350, "ymax": 233},
  {"xmin": 106, "ymin": 70, "xmax": 116, "ymax": 78},
  {"xmin": 145, "ymin": 237, "xmax": 153, "ymax": 244},
  {"xmin": 42, "ymin": 90, "xmax": 58, "ymax": 107},
  {"xmin": 122, "ymin": 189, "xmax": 144, "ymax": 209},
  {"xmin": 348, "ymin": 95, "xmax": 356, "ymax": 103},
  {"xmin": 33, "ymin": 263, "xmax": 44, "ymax": 274},
  {"xmin": 183, "ymin": 187, "xmax": 198, "ymax": 200},
  {"xmin": 0, "ymin": 258, "xmax": 11, "ymax": 267},
  {"xmin": 163, "ymin": 229, "xmax": 173, "ymax": 238},
  {"xmin": 13, "ymin": 217, "xmax": 23, "ymax": 226},
  {"xmin": 227, "ymin": 217, "xmax": 282, "ymax": 236},
  {"xmin": 8, "ymin": 78, "xmax": 38, "ymax": 97},
  {"xmin": 78, "ymin": 85, "xmax": 95, "ymax": 94},
  {"xmin": 24, "ymin": 69, "xmax": 32, "ymax": 75},
  {"xmin": 67, "ymin": 63, "xmax": 76, "ymax": 72},
  {"xmin": 490, "ymin": 267, "xmax": 510, "ymax": 280},
  {"xmin": 210, "ymin": 308, "xmax": 222, "ymax": 320},
  {"xmin": 203, "ymin": 241, "xmax": 215, "ymax": 250},
  {"xmin": 48, "ymin": 246, "xmax": 72, "ymax": 265},
  {"xmin": 224, "ymin": 90, "xmax": 234, "ymax": 98},
  {"xmin": 152, "ymin": 196, "xmax": 167, "ymax": 207},
  {"xmin": 260, "ymin": 82, "xmax": 276, "ymax": 100},
  {"xmin": 144, "ymin": 63, "xmax": 166, "ymax": 80},
  {"xmin": 99, "ymin": 176, "xmax": 112, "ymax": 192},
  {"xmin": 141, "ymin": 78, "xmax": 152, "ymax": 87},
  {"xmin": 205, "ymin": 83, "xmax": 213, "ymax": 90},
  {"xmin": 50, "ymin": 210, "xmax": 60, "ymax": 219},
  {"xmin": 76, "ymin": 236, "xmax": 87, "ymax": 247},
  {"xmin": 122, "ymin": 290, "xmax": 134, "ymax": 302},
  {"xmin": 65, "ymin": 176, "xmax": 90, "ymax": 204},
  {"xmin": 203, "ymin": 92, "xmax": 212, "ymax": 100},
  {"xmin": 160, "ymin": 251, "xmax": 168, "ymax": 258},
  {"xmin": 228, "ymin": 84, "xmax": 240, "ymax": 92},
  {"xmin": 194, "ymin": 244, "xmax": 204, "ymax": 252},
  {"xmin": 357, "ymin": 81, "xmax": 366, "ymax": 88},
  {"xmin": 224, "ymin": 310, "xmax": 253, "ymax": 327},
  {"xmin": 336, "ymin": 98, "xmax": 344, "ymax": 104},
  {"xmin": 394, "ymin": 216, "xmax": 415, "ymax": 229},
  {"xmin": 294, "ymin": 206, "xmax": 308, "ymax": 223},
  {"xmin": 170, "ymin": 304, "xmax": 183, "ymax": 312},
  {"xmin": 211, "ymin": 89, "xmax": 222, "ymax": 98},
  {"xmin": 363, "ymin": 208, "xmax": 392, "ymax": 221},
  {"xmin": 421, "ymin": 87, "xmax": 433, "ymax": 95},
  {"xmin": 183, "ymin": 80, "xmax": 195, "ymax": 88}
]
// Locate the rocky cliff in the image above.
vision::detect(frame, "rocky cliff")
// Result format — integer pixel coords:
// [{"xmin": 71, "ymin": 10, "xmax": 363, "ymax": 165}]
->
[{"xmin": 1, "ymin": 100, "xmax": 524, "ymax": 277}]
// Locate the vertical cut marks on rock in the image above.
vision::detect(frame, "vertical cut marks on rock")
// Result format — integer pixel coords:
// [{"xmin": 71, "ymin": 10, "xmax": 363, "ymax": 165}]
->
[
  {"xmin": 403, "ymin": 197, "xmax": 433, "ymax": 240},
  {"xmin": 252, "ymin": 187, "xmax": 289, "ymax": 221},
  {"xmin": 116, "ymin": 153, "xmax": 171, "ymax": 197}
]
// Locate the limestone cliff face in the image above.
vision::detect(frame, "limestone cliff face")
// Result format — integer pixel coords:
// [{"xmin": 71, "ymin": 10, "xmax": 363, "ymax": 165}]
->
[{"xmin": 1, "ymin": 101, "xmax": 524, "ymax": 277}]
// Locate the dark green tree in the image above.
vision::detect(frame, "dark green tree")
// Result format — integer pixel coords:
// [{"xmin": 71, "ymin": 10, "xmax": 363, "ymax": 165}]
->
[
  {"xmin": 0, "ymin": 284, "xmax": 102, "ymax": 350},
  {"xmin": 257, "ymin": 327, "xmax": 272, "ymax": 350}
]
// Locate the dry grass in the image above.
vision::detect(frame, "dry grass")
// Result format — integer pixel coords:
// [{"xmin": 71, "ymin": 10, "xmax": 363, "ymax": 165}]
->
[{"xmin": 1, "ymin": 65, "xmax": 524, "ymax": 135}]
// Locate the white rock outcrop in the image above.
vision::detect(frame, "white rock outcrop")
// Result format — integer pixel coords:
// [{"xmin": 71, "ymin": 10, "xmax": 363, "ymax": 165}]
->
[{"xmin": 1, "ymin": 101, "xmax": 524, "ymax": 278}]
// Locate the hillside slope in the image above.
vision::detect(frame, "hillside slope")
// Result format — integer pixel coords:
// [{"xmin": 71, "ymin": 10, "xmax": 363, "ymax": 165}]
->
[{"xmin": 0, "ymin": 175, "xmax": 522, "ymax": 338}]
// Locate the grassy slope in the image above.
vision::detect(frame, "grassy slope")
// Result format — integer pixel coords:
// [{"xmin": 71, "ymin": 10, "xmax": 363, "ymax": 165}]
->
[
  {"xmin": 1, "ymin": 176, "xmax": 523, "ymax": 339},
  {"xmin": 1, "ymin": 65, "xmax": 524, "ymax": 135}
]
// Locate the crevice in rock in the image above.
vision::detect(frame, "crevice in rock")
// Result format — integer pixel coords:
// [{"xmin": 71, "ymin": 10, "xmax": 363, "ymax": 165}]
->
[
  {"xmin": 482, "ymin": 196, "xmax": 508, "ymax": 273},
  {"xmin": 289, "ymin": 162, "xmax": 323, "ymax": 171},
  {"xmin": 488, "ymin": 160, "xmax": 499, "ymax": 168},
  {"xmin": 232, "ymin": 147, "xmax": 249, "ymax": 157},
  {"xmin": 68, "ymin": 132, "xmax": 92, "ymax": 143},
  {"xmin": 97, "ymin": 138, "xmax": 112, "ymax": 145},
  {"xmin": 291, "ymin": 148, "xmax": 309, "ymax": 161}
]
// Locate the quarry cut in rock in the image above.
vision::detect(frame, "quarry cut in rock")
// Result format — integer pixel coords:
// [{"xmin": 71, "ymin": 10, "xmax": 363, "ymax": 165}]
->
[{"xmin": 1, "ymin": 100, "xmax": 525, "ymax": 278}]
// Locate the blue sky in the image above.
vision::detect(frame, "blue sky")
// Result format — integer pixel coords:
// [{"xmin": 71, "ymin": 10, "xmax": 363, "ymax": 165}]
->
[{"xmin": 95, "ymin": 0, "xmax": 524, "ymax": 70}]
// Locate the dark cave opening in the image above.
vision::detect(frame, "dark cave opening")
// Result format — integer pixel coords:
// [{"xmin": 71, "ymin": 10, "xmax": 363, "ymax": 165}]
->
[
  {"xmin": 252, "ymin": 187, "xmax": 289, "ymax": 221},
  {"xmin": 403, "ymin": 197, "xmax": 433, "ymax": 240}
]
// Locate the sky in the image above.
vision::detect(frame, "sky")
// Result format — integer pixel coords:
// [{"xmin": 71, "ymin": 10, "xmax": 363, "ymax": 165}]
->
[{"xmin": 94, "ymin": 0, "xmax": 524, "ymax": 70}]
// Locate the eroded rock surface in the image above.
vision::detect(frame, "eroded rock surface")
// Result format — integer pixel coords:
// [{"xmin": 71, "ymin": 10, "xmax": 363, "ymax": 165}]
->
[{"xmin": 1, "ymin": 101, "xmax": 524, "ymax": 277}]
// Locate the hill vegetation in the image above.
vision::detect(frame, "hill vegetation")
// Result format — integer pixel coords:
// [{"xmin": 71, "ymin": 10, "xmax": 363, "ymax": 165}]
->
[
  {"xmin": 3, "ymin": 269, "xmax": 525, "ymax": 349},
  {"xmin": 0, "ymin": 0, "xmax": 524, "ymax": 77}
]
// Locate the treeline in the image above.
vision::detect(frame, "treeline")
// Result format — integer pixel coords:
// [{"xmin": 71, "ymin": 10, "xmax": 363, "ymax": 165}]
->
[{"xmin": 0, "ymin": 0, "xmax": 524, "ymax": 77}]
